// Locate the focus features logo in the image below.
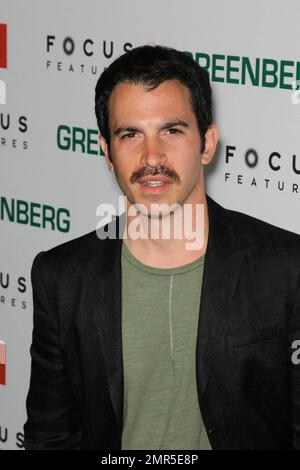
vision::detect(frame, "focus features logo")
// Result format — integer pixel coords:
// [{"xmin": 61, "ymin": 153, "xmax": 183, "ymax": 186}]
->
[
  {"xmin": 0, "ymin": 113, "xmax": 28, "ymax": 150},
  {"xmin": 0, "ymin": 424, "xmax": 24, "ymax": 449},
  {"xmin": 0, "ymin": 271, "xmax": 28, "ymax": 310},
  {"xmin": 45, "ymin": 35, "xmax": 133, "ymax": 75},
  {"xmin": 0, "ymin": 24, "xmax": 29, "ymax": 149},
  {"xmin": 224, "ymin": 145, "xmax": 300, "ymax": 194}
]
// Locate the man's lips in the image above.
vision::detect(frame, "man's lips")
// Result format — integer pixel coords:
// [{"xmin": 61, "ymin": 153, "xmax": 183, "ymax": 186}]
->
[
  {"xmin": 137, "ymin": 176, "xmax": 173, "ymax": 184},
  {"xmin": 136, "ymin": 176, "xmax": 173, "ymax": 193}
]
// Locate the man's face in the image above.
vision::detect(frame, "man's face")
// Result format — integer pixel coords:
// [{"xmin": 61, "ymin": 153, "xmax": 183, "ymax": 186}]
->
[{"xmin": 100, "ymin": 79, "xmax": 217, "ymax": 216}]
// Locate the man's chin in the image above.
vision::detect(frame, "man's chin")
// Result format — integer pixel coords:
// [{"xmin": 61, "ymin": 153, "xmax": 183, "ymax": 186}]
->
[{"xmin": 130, "ymin": 200, "xmax": 182, "ymax": 220}]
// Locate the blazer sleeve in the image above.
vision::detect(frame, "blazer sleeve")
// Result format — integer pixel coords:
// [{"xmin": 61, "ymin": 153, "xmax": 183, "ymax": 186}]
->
[
  {"xmin": 289, "ymin": 275, "xmax": 300, "ymax": 450},
  {"xmin": 23, "ymin": 251, "xmax": 82, "ymax": 450}
]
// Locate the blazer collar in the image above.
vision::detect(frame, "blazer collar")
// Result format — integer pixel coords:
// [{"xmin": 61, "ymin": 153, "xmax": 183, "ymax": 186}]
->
[
  {"xmin": 196, "ymin": 195, "xmax": 245, "ymax": 406},
  {"xmin": 91, "ymin": 194, "xmax": 246, "ymax": 432}
]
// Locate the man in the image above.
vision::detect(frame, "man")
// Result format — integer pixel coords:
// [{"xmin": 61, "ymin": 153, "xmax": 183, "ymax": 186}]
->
[{"xmin": 24, "ymin": 45, "xmax": 300, "ymax": 450}]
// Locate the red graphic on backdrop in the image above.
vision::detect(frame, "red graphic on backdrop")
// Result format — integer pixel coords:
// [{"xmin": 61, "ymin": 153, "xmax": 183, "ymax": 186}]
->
[
  {"xmin": 0, "ymin": 24, "xmax": 7, "ymax": 69},
  {"xmin": 0, "ymin": 341, "xmax": 6, "ymax": 385}
]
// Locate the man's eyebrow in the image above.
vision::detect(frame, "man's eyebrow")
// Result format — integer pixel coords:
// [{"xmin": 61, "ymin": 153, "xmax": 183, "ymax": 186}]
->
[
  {"xmin": 112, "ymin": 120, "xmax": 190, "ymax": 137},
  {"xmin": 112, "ymin": 126, "xmax": 143, "ymax": 137},
  {"xmin": 160, "ymin": 120, "xmax": 190, "ymax": 130}
]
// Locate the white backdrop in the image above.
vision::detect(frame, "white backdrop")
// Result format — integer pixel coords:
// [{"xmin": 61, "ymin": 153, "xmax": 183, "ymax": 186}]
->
[{"xmin": 1, "ymin": 0, "xmax": 300, "ymax": 449}]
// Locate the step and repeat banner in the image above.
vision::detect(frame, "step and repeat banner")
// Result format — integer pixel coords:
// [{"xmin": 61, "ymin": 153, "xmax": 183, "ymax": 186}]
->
[{"xmin": 1, "ymin": 0, "xmax": 300, "ymax": 450}]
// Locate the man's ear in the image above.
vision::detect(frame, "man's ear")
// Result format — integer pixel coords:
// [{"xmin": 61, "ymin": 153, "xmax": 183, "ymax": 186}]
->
[
  {"xmin": 99, "ymin": 135, "xmax": 114, "ymax": 171},
  {"xmin": 201, "ymin": 124, "xmax": 219, "ymax": 166}
]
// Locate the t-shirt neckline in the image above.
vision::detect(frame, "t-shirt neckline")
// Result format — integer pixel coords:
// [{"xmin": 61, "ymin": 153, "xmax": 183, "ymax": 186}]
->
[{"xmin": 121, "ymin": 241, "xmax": 205, "ymax": 276}]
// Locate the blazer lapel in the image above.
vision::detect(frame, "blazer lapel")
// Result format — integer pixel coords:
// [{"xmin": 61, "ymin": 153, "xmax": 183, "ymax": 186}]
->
[
  {"xmin": 91, "ymin": 216, "xmax": 125, "ymax": 432},
  {"xmin": 196, "ymin": 196, "xmax": 245, "ymax": 404}
]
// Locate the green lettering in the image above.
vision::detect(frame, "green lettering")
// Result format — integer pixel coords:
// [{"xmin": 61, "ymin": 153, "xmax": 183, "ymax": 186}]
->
[
  {"xmin": 42, "ymin": 205, "xmax": 55, "ymax": 230},
  {"xmin": 226, "ymin": 55, "xmax": 240, "ymax": 84},
  {"xmin": 57, "ymin": 208, "xmax": 70, "ymax": 233},
  {"xmin": 0, "ymin": 197, "xmax": 14, "ymax": 221},
  {"xmin": 57, "ymin": 125, "xmax": 71, "ymax": 150},
  {"xmin": 72, "ymin": 127, "xmax": 86, "ymax": 153},
  {"xmin": 87, "ymin": 129, "xmax": 100, "ymax": 155},
  {"xmin": 30, "ymin": 202, "xmax": 41, "ymax": 227},
  {"xmin": 17, "ymin": 200, "xmax": 29, "ymax": 224},
  {"xmin": 241, "ymin": 57, "xmax": 260, "ymax": 86},
  {"xmin": 279, "ymin": 60, "xmax": 294, "ymax": 90},
  {"xmin": 195, "ymin": 52, "xmax": 210, "ymax": 73},
  {"xmin": 262, "ymin": 59, "xmax": 278, "ymax": 88},
  {"xmin": 211, "ymin": 54, "xmax": 225, "ymax": 82}
]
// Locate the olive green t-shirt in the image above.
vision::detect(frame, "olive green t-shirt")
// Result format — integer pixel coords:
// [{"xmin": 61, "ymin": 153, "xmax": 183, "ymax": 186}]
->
[{"xmin": 121, "ymin": 242, "xmax": 212, "ymax": 450}]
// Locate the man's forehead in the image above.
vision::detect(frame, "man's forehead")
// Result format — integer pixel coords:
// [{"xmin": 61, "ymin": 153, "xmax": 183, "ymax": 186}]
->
[
  {"xmin": 110, "ymin": 79, "xmax": 190, "ymax": 102},
  {"xmin": 108, "ymin": 79, "xmax": 193, "ymax": 119}
]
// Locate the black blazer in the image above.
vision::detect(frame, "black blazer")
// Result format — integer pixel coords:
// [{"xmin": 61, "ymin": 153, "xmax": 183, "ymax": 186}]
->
[{"xmin": 23, "ymin": 195, "xmax": 300, "ymax": 450}]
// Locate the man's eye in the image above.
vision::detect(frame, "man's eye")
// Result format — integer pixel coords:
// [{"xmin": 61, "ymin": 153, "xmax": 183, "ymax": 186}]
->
[
  {"xmin": 167, "ymin": 128, "xmax": 181, "ymax": 135},
  {"xmin": 121, "ymin": 132, "xmax": 136, "ymax": 139}
]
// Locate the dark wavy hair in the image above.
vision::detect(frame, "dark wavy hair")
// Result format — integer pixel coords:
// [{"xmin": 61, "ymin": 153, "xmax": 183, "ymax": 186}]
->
[{"xmin": 95, "ymin": 44, "xmax": 212, "ymax": 156}]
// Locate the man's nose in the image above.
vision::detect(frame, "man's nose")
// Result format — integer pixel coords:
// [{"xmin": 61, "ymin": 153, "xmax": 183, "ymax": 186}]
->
[{"xmin": 140, "ymin": 136, "xmax": 167, "ymax": 167}]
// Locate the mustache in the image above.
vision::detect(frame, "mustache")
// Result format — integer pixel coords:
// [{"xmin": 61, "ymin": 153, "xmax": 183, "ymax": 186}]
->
[{"xmin": 130, "ymin": 166, "xmax": 180, "ymax": 184}]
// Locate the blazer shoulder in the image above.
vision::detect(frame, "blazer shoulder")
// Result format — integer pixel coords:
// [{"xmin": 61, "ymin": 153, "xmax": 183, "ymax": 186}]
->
[
  {"xmin": 225, "ymin": 203, "xmax": 300, "ymax": 257},
  {"xmin": 34, "ymin": 217, "xmax": 120, "ymax": 281},
  {"xmin": 207, "ymin": 195, "xmax": 300, "ymax": 258}
]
